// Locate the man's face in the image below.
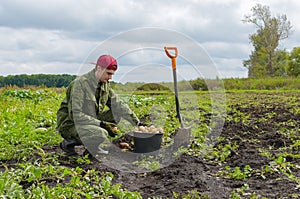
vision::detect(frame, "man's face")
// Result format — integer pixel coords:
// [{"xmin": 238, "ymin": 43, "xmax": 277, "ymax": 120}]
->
[{"xmin": 96, "ymin": 67, "xmax": 115, "ymax": 83}]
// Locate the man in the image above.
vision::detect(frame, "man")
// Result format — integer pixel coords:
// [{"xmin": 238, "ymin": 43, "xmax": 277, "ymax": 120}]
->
[{"xmin": 56, "ymin": 55, "xmax": 140, "ymax": 157}]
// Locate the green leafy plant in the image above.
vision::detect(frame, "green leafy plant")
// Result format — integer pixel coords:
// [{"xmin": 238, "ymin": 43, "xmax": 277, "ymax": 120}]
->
[
  {"xmin": 205, "ymin": 142, "xmax": 238, "ymax": 163},
  {"xmin": 226, "ymin": 165, "xmax": 252, "ymax": 180},
  {"xmin": 133, "ymin": 155, "xmax": 161, "ymax": 172}
]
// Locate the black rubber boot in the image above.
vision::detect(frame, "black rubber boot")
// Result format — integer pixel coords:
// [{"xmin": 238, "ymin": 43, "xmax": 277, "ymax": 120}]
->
[{"xmin": 60, "ymin": 139, "xmax": 80, "ymax": 156}]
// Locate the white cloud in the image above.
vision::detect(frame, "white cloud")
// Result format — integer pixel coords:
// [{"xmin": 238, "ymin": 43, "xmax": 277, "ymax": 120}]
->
[
  {"xmin": 214, "ymin": 58, "xmax": 248, "ymax": 78},
  {"xmin": 0, "ymin": 27, "xmax": 95, "ymax": 76},
  {"xmin": 1, "ymin": 61, "xmax": 79, "ymax": 76},
  {"xmin": 0, "ymin": 0, "xmax": 299, "ymax": 80},
  {"xmin": 202, "ymin": 41, "xmax": 252, "ymax": 58}
]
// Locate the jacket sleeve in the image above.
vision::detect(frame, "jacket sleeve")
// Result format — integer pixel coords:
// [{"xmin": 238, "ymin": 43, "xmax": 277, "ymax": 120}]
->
[
  {"xmin": 107, "ymin": 88, "xmax": 140, "ymax": 125},
  {"xmin": 71, "ymin": 80, "xmax": 100, "ymax": 127}
]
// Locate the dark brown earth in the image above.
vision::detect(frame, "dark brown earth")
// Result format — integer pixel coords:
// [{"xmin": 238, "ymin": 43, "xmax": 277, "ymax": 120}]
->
[
  {"xmin": 49, "ymin": 95, "xmax": 300, "ymax": 199},
  {"xmin": 4, "ymin": 93, "xmax": 299, "ymax": 198}
]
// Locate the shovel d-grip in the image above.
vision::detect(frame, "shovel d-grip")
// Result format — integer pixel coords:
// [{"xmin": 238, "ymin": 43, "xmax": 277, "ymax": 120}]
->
[
  {"xmin": 164, "ymin": 46, "xmax": 191, "ymax": 148},
  {"xmin": 164, "ymin": 46, "xmax": 178, "ymax": 70}
]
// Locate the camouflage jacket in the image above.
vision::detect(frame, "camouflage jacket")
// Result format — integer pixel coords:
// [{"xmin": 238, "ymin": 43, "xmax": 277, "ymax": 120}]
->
[{"xmin": 56, "ymin": 69, "xmax": 139, "ymax": 133}]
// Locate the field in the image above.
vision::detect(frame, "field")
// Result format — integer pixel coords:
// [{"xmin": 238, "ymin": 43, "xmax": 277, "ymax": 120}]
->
[{"xmin": 0, "ymin": 87, "xmax": 299, "ymax": 198}]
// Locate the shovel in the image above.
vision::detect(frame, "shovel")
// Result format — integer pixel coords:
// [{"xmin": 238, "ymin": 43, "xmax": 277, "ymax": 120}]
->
[{"xmin": 164, "ymin": 46, "xmax": 191, "ymax": 148}]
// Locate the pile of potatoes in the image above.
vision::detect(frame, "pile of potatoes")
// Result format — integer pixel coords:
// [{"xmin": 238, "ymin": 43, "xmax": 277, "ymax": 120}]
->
[{"xmin": 134, "ymin": 125, "xmax": 163, "ymax": 134}]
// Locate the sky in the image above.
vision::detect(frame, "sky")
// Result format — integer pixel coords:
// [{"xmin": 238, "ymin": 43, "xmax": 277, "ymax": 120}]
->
[{"xmin": 1, "ymin": 0, "xmax": 299, "ymax": 83}]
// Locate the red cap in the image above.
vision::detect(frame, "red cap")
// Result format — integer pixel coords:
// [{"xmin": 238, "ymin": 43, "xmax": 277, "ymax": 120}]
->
[{"xmin": 91, "ymin": 55, "xmax": 118, "ymax": 71}]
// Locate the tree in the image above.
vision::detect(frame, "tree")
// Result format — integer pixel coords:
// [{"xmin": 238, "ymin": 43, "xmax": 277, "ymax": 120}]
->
[
  {"xmin": 243, "ymin": 4, "xmax": 292, "ymax": 77},
  {"xmin": 0, "ymin": 74, "xmax": 77, "ymax": 88},
  {"xmin": 287, "ymin": 47, "xmax": 300, "ymax": 77}
]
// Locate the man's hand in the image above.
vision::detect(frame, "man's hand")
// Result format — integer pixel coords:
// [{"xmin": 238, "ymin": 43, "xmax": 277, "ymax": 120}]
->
[
  {"xmin": 137, "ymin": 119, "xmax": 146, "ymax": 127},
  {"xmin": 100, "ymin": 121, "xmax": 118, "ymax": 137}
]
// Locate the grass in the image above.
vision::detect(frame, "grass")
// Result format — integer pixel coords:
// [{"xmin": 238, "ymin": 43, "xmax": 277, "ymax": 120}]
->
[{"xmin": 0, "ymin": 86, "xmax": 299, "ymax": 198}]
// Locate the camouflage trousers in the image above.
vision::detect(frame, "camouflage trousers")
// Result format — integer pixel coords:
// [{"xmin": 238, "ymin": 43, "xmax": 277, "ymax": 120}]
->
[{"xmin": 59, "ymin": 110, "xmax": 119, "ymax": 148}]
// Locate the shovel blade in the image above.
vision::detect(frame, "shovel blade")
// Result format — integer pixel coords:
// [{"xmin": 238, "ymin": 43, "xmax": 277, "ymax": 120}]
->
[{"xmin": 174, "ymin": 127, "xmax": 191, "ymax": 148}]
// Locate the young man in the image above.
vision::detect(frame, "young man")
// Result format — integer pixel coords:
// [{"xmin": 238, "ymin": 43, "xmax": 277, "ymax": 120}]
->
[{"xmin": 56, "ymin": 55, "xmax": 140, "ymax": 156}]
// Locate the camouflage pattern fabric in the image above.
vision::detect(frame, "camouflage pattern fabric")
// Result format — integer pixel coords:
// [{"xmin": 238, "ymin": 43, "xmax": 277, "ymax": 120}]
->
[{"xmin": 56, "ymin": 69, "xmax": 139, "ymax": 146}]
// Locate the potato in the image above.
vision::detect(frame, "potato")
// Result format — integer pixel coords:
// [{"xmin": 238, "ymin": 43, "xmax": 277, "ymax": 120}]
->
[
  {"xmin": 157, "ymin": 127, "xmax": 163, "ymax": 133},
  {"xmin": 138, "ymin": 126, "xmax": 146, "ymax": 132},
  {"xmin": 150, "ymin": 128, "xmax": 157, "ymax": 133},
  {"xmin": 134, "ymin": 125, "xmax": 164, "ymax": 134},
  {"xmin": 119, "ymin": 142, "xmax": 130, "ymax": 149},
  {"xmin": 112, "ymin": 126, "xmax": 118, "ymax": 133}
]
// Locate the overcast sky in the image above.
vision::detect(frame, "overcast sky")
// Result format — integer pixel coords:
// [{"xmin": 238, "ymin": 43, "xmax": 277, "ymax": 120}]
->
[{"xmin": 1, "ymin": 0, "xmax": 299, "ymax": 82}]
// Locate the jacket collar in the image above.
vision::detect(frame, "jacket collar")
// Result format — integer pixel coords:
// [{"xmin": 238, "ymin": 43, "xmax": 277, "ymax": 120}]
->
[{"xmin": 89, "ymin": 69, "xmax": 108, "ymax": 91}]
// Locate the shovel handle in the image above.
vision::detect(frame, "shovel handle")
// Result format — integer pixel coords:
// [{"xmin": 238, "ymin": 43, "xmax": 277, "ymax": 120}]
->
[{"xmin": 164, "ymin": 46, "xmax": 178, "ymax": 69}]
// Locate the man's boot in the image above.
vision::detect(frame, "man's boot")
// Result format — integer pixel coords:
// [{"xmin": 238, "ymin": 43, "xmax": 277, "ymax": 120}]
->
[{"xmin": 60, "ymin": 139, "xmax": 80, "ymax": 156}]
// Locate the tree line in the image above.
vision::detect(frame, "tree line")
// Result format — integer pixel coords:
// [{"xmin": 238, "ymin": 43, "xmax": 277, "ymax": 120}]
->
[
  {"xmin": 0, "ymin": 74, "xmax": 77, "ymax": 88},
  {"xmin": 0, "ymin": 73, "xmax": 210, "ymax": 91},
  {"xmin": 1, "ymin": 73, "xmax": 299, "ymax": 91}
]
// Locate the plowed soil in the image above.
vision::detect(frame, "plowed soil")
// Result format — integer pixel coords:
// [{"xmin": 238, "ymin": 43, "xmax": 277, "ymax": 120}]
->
[{"xmin": 44, "ymin": 92, "xmax": 299, "ymax": 198}]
